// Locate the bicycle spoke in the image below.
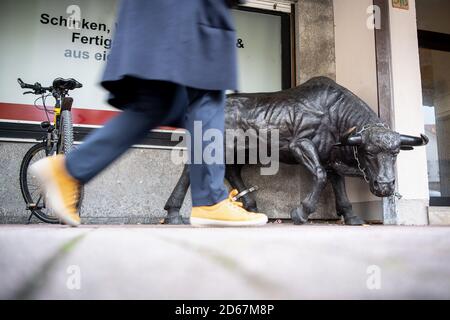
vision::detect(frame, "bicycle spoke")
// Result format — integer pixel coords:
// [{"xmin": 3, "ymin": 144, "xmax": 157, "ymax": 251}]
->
[
  {"xmin": 29, "ymin": 188, "xmax": 41, "ymax": 199},
  {"xmin": 27, "ymin": 184, "xmax": 39, "ymax": 191},
  {"xmin": 30, "ymin": 188, "xmax": 41, "ymax": 199},
  {"xmin": 31, "ymin": 152, "xmax": 45, "ymax": 163},
  {"xmin": 35, "ymin": 194, "xmax": 43, "ymax": 206}
]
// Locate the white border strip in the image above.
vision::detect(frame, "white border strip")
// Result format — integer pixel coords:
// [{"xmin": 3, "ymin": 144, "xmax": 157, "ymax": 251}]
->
[
  {"xmin": 0, "ymin": 120, "xmax": 187, "ymax": 150},
  {"xmin": 0, "ymin": 119, "xmax": 42, "ymax": 125},
  {"xmin": 242, "ymin": 0, "xmax": 294, "ymax": 13},
  {"xmin": 0, "ymin": 137, "xmax": 187, "ymax": 151},
  {"xmin": 0, "ymin": 119, "xmax": 186, "ymax": 134},
  {"xmin": 0, "ymin": 137, "xmax": 41, "ymax": 143}
]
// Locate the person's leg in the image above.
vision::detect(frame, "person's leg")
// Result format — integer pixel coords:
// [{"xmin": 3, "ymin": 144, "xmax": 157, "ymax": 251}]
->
[
  {"xmin": 30, "ymin": 81, "xmax": 186, "ymax": 226},
  {"xmin": 184, "ymin": 89, "xmax": 229, "ymax": 206},
  {"xmin": 184, "ymin": 89, "xmax": 268, "ymax": 227},
  {"xmin": 66, "ymin": 108, "xmax": 164, "ymax": 183},
  {"xmin": 66, "ymin": 82, "xmax": 184, "ymax": 183}
]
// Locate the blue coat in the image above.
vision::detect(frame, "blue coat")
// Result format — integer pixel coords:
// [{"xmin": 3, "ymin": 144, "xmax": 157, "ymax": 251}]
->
[{"xmin": 102, "ymin": 0, "xmax": 238, "ymax": 91}]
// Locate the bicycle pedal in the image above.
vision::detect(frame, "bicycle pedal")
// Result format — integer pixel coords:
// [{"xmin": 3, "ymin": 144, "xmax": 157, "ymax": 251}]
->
[
  {"xmin": 26, "ymin": 203, "xmax": 43, "ymax": 210},
  {"xmin": 26, "ymin": 203, "xmax": 36, "ymax": 210}
]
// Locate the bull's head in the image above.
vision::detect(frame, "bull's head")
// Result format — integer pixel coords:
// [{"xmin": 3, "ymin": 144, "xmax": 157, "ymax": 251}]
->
[{"xmin": 339, "ymin": 125, "xmax": 428, "ymax": 197}]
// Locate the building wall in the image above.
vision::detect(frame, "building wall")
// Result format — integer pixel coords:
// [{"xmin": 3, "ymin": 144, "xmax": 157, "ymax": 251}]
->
[
  {"xmin": 333, "ymin": 0, "xmax": 380, "ymax": 211},
  {"xmin": 1, "ymin": 140, "xmax": 341, "ymax": 224},
  {"xmin": 0, "ymin": 0, "xmax": 382, "ymax": 224},
  {"xmin": 296, "ymin": 0, "xmax": 336, "ymax": 84},
  {"xmin": 0, "ymin": 142, "xmax": 192, "ymax": 224},
  {"xmin": 389, "ymin": 0, "xmax": 430, "ymax": 224},
  {"xmin": 334, "ymin": 0, "xmax": 378, "ymax": 110},
  {"xmin": 0, "ymin": 0, "xmax": 433, "ymax": 225},
  {"xmin": 0, "ymin": 1, "xmax": 340, "ymax": 225}
]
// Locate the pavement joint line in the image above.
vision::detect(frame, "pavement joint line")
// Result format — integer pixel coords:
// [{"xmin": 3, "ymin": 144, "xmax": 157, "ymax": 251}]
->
[
  {"xmin": 154, "ymin": 234, "xmax": 283, "ymax": 294},
  {"xmin": 10, "ymin": 230, "xmax": 93, "ymax": 300}
]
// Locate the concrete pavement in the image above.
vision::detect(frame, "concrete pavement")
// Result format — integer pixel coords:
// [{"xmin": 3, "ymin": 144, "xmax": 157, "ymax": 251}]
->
[{"xmin": 1, "ymin": 224, "xmax": 450, "ymax": 299}]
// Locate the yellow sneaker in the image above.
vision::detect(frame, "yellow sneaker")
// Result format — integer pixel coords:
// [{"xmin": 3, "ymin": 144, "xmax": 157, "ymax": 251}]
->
[
  {"xmin": 190, "ymin": 189, "xmax": 268, "ymax": 227},
  {"xmin": 29, "ymin": 155, "xmax": 81, "ymax": 227}
]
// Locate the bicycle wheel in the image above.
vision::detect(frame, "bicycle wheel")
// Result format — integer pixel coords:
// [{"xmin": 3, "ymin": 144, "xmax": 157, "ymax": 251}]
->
[
  {"xmin": 20, "ymin": 142, "xmax": 58, "ymax": 223},
  {"xmin": 19, "ymin": 142, "xmax": 84, "ymax": 224},
  {"xmin": 59, "ymin": 109, "xmax": 85, "ymax": 210},
  {"xmin": 59, "ymin": 110, "xmax": 73, "ymax": 154}
]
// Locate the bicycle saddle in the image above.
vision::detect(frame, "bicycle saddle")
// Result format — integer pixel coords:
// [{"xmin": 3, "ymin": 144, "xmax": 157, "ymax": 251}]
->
[{"xmin": 52, "ymin": 78, "xmax": 83, "ymax": 91}]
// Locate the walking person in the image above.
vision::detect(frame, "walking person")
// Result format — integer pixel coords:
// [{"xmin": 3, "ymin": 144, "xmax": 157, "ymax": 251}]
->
[{"xmin": 30, "ymin": 0, "xmax": 267, "ymax": 227}]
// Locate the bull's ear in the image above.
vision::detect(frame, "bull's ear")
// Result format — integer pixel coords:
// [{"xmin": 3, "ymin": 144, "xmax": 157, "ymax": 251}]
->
[
  {"xmin": 339, "ymin": 127, "xmax": 362, "ymax": 146},
  {"xmin": 400, "ymin": 134, "xmax": 429, "ymax": 147}
]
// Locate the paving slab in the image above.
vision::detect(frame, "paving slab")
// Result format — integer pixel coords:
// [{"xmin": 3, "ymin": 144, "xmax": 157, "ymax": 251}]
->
[{"xmin": 1, "ymin": 224, "xmax": 450, "ymax": 299}]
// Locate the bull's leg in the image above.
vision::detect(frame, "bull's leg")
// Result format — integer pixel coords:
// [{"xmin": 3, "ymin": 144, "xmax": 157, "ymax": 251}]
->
[
  {"xmin": 289, "ymin": 139, "xmax": 327, "ymax": 225},
  {"xmin": 225, "ymin": 164, "xmax": 258, "ymax": 212},
  {"xmin": 329, "ymin": 172, "xmax": 365, "ymax": 225},
  {"xmin": 163, "ymin": 164, "xmax": 190, "ymax": 224}
]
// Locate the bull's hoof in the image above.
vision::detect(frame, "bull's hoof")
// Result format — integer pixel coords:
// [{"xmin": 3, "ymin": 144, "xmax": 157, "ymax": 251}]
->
[
  {"xmin": 290, "ymin": 207, "xmax": 309, "ymax": 225},
  {"xmin": 343, "ymin": 215, "xmax": 365, "ymax": 226},
  {"xmin": 163, "ymin": 215, "xmax": 185, "ymax": 225},
  {"xmin": 163, "ymin": 209, "xmax": 185, "ymax": 225}
]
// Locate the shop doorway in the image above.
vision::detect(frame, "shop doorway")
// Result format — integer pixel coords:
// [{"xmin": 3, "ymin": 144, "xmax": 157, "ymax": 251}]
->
[{"xmin": 417, "ymin": 0, "xmax": 450, "ymax": 206}]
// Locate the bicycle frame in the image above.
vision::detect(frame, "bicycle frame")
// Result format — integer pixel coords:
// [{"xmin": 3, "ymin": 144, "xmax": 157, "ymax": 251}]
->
[{"xmin": 18, "ymin": 76, "xmax": 83, "ymax": 223}]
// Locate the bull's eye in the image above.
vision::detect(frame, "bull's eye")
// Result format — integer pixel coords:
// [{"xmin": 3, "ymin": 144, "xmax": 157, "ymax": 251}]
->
[{"xmin": 365, "ymin": 146, "xmax": 379, "ymax": 155}]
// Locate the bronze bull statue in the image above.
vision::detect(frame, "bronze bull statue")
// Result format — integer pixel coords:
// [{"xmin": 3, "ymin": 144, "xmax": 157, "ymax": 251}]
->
[{"xmin": 163, "ymin": 77, "xmax": 428, "ymax": 225}]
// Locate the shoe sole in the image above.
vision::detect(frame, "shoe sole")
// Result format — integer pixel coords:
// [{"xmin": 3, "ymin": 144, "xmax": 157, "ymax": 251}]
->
[
  {"xmin": 29, "ymin": 159, "xmax": 80, "ymax": 227},
  {"xmin": 190, "ymin": 216, "xmax": 268, "ymax": 227}
]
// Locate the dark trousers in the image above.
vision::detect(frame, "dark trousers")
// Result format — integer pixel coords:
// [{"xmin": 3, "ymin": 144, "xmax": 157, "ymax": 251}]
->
[{"xmin": 65, "ymin": 82, "xmax": 228, "ymax": 206}]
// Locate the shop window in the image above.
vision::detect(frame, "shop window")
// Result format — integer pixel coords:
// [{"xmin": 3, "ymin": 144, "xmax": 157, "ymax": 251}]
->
[
  {"xmin": 419, "ymin": 43, "xmax": 450, "ymax": 206},
  {"xmin": 0, "ymin": 2, "xmax": 293, "ymax": 146},
  {"xmin": 233, "ymin": 7, "xmax": 292, "ymax": 92}
]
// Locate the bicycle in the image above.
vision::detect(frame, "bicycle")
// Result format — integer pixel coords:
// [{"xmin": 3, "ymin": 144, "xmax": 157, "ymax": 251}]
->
[{"xmin": 18, "ymin": 77, "xmax": 84, "ymax": 224}]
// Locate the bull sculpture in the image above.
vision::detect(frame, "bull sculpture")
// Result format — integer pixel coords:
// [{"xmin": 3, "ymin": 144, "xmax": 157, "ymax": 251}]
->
[{"xmin": 164, "ymin": 77, "xmax": 428, "ymax": 225}]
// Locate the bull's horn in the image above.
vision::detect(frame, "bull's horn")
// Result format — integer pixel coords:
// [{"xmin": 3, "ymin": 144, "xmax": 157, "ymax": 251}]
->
[
  {"xmin": 339, "ymin": 127, "xmax": 362, "ymax": 146},
  {"xmin": 345, "ymin": 135, "xmax": 363, "ymax": 146},
  {"xmin": 400, "ymin": 134, "xmax": 429, "ymax": 147}
]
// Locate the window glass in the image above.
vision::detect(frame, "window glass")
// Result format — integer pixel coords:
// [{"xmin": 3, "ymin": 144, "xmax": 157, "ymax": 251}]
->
[
  {"xmin": 232, "ymin": 9, "xmax": 282, "ymax": 93},
  {"xmin": 419, "ymin": 48, "xmax": 450, "ymax": 198}
]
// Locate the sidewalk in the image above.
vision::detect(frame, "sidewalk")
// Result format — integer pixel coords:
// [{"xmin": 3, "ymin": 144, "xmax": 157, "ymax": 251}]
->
[{"xmin": 1, "ymin": 224, "xmax": 450, "ymax": 299}]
